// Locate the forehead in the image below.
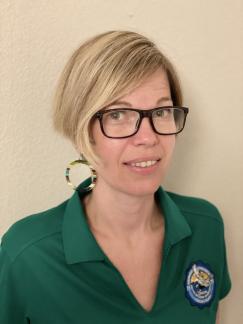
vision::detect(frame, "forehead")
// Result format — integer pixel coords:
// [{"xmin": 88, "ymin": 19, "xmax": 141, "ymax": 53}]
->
[{"xmin": 109, "ymin": 68, "xmax": 172, "ymax": 108}]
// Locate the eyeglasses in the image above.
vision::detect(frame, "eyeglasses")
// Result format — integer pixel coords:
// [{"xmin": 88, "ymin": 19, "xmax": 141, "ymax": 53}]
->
[{"xmin": 94, "ymin": 106, "xmax": 189, "ymax": 139}]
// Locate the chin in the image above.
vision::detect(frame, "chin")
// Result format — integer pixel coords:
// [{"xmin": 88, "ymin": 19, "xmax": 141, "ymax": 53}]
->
[
  {"xmin": 119, "ymin": 178, "xmax": 162, "ymax": 197},
  {"xmin": 95, "ymin": 172, "xmax": 164, "ymax": 198}
]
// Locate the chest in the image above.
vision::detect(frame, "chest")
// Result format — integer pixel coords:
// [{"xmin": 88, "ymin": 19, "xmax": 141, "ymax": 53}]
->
[
  {"xmin": 94, "ymin": 234, "xmax": 164, "ymax": 312},
  {"xmin": 21, "ymin": 230, "xmax": 220, "ymax": 323}
]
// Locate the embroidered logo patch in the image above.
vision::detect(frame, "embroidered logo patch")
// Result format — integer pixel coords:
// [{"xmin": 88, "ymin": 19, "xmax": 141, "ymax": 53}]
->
[{"xmin": 185, "ymin": 261, "xmax": 215, "ymax": 308}]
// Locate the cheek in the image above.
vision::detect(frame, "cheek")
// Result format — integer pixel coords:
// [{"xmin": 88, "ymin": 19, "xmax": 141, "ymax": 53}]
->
[
  {"xmin": 162, "ymin": 136, "xmax": 176, "ymax": 160},
  {"xmin": 167, "ymin": 136, "xmax": 176, "ymax": 150},
  {"xmin": 91, "ymin": 121, "xmax": 126, "ymax": 167},
  {"xmin": 95, "ymin": 140, "xmax": 125, "ymax": 165}
]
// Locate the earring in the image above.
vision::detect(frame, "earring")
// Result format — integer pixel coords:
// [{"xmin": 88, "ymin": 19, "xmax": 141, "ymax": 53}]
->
[{"xmin": 65, "ymin": 154, "xmax": 97, "ymax": 191}]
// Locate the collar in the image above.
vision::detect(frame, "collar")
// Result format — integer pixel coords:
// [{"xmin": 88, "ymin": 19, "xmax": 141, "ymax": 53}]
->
[
  {"xmin": 62, "ymin": 178, "xmax": 192, "ymax": 264},
  {"xmin": 155, "ymin": 187, "xmax": 192, "ymax": 252},
  {"xmin": 62, "ymin": 179, "xmax": 105, "ymax": 264}
]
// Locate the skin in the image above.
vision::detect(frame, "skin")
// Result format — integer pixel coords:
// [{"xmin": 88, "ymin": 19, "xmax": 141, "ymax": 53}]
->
[
  {"xmin": 84, "ymin": 67, "xmax": 175, "ymax": 241},
  {"xmin": 216, "ymin": 309, "xmax": 220, "ymax": 324},
  {"xmin": 82, "ymin": 67, "xmax": 220, "ymax": 320}
]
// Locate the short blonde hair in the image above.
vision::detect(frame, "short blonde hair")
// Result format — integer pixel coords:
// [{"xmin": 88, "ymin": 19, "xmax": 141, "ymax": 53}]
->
[{"xmin": 52, "ymin": 30, "xmax": 182, "ymax": 166}]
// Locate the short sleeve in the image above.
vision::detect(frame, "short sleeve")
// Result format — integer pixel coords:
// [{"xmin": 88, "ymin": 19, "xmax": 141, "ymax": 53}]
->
[
  {"xmin": 218, "ymin": 221, "xmax": 232, "ymax": 300},
  {"xmin": 0, "ymin": 238, "xmax": 27, "ymax": 324}
]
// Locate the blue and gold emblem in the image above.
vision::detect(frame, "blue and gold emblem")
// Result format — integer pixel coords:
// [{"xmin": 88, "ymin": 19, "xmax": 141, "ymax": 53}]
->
[{"xmin": 185, "ymin": 261, "xmax": 215, "ymax": 308}]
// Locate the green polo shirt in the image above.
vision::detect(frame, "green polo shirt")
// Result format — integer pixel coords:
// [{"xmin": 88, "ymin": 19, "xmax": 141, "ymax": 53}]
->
[{"xmin": 0, "ymin": 179, "xmax": 231, "ymax": 324}]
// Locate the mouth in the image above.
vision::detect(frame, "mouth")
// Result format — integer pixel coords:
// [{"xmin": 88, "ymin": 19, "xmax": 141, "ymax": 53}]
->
[{"xmin": 123, "ymin": 158, "xmax": 161, "ymax": 169}]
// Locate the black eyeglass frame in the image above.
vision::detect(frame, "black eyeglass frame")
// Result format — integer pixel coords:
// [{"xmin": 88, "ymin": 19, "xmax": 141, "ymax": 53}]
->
[{"xmin": 94, "ymin": 106, "xmax": 189, "ymax": 139}]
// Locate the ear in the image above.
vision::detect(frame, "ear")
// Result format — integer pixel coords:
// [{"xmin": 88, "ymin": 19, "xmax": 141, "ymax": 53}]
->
[
  {"xmin": 89, "ymin": 136, "xmax": 96, "ymax": 145},
  {"xmin": 88, "ymin": 124, "xmax": 96, "ymax": 145},
  {"xmin": 73, "ymin": 142, "xmax": 82, "ymax": 155}
]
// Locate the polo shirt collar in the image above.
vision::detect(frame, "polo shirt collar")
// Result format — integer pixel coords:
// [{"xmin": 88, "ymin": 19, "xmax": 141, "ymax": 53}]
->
[
  {"xmin": 63, "ymin": 181, "xmax": 105, "ymax": 264},
  {"xmin": 62, "ymin": 179, "xmax": 192, "ymax": 265},
  {"xmin": 155, "ymin": 188, "xmax": 192, "ymax": 248}
]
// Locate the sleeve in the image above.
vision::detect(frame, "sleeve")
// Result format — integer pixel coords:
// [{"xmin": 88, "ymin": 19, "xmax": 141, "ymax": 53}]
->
[
  {"xmin": 0, "ymin": 239, "xmax": 28, "ymax": 323},
  {"xmin": 218, "ymin": 221, "xmax": 232, "ymax": 300}
]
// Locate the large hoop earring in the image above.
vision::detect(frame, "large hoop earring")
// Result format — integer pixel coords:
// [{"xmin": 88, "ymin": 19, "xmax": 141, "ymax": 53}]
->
[{"xmin": 65, "ymin": 154, "xmax": 97, "ymax": 192}]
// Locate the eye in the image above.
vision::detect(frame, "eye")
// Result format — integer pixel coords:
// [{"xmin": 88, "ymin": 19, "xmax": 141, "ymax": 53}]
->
[
  {"xmin": 105, "ymin": 110, "xmax": 128, "ymax": 122},
  {"xmin": 154, "ymin": 108, "xmax": 172, "ymax": 118},
  {"xmin": 154, "ymin": 109, "xmax": 164, "ymax": 117},
  {"xmin": 108, "ymin": 111, "xmax": 124, "ymax": 120}
]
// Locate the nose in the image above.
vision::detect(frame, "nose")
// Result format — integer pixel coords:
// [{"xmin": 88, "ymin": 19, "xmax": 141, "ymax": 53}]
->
[{"xmin": 132, "ymin": 117, "xmax": 159, "ymax": 146}]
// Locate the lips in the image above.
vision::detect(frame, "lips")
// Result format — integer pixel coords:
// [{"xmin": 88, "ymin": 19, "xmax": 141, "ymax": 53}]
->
[{"xmin": 123, "ymin": 157, "xmax": 161, "ymax": 168}]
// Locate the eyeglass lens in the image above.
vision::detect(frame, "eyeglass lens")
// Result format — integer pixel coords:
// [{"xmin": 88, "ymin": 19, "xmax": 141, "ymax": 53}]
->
[{"xmin": 101, "ymin": 107, "xmax": 185, "ymax": 138}]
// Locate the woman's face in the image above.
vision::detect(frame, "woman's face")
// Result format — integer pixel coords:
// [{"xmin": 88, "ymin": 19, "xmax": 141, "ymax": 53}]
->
[{"xmin": 91, "ymin": 68, "xmax": 176, "ymax": 197}]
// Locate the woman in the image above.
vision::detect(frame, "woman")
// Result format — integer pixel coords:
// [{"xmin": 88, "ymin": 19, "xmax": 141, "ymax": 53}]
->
[{"xmin": 0, "ymin": 31, "xmax": 231, "ymax": 323}]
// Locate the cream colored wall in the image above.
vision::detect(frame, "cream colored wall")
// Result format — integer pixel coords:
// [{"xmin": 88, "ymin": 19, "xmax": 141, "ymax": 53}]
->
[{"xmin": 1, "ymin": 0, "xmax": 242, "ymax": 322}]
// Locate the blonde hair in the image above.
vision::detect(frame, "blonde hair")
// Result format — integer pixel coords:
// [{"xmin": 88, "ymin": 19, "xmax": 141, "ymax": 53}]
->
[{"xmin": 52, "ymin": 30, "xmax": 182, "ymax": 166}]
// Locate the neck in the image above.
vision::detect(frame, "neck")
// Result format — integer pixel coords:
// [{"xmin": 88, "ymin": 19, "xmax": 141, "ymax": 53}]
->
[{"xmin": 82, "ymin": 180, "xmax": 163, "ymax": 242}]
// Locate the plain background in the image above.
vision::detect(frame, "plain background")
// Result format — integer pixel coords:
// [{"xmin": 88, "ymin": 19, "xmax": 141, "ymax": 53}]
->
[{"xmin": 1, "ymin": 0, "xmax": 242, "ymax": 322}]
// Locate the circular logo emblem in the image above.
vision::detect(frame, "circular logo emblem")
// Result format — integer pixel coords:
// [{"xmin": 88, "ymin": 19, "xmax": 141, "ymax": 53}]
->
[{"xmin": 185, "ymin": 261, "xmax": 215, "ymax": 308}]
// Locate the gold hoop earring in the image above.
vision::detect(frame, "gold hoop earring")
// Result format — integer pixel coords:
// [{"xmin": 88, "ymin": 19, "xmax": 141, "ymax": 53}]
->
[{"xmin": 65, "ymin": 155, "xmax": 97, "ymax": 192}]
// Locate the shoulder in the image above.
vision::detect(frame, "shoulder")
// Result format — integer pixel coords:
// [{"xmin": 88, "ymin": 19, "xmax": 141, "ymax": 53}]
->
[
  {"xmin": 1, "ymin": 199, "xmax": 68, "ymax": 262},
  {"xmin": 165, "ymin": 190, "xmax": 224, "ymax": 225}
]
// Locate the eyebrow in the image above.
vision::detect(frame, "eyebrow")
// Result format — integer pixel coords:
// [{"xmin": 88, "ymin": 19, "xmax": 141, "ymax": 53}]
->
[
  {"xmin": 107, "ymin": 96, "xmax": 173, "ymax": 108},
  {"xmin": 157, "ymin": 96, "xmax": 173, "ymax": 104}
]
